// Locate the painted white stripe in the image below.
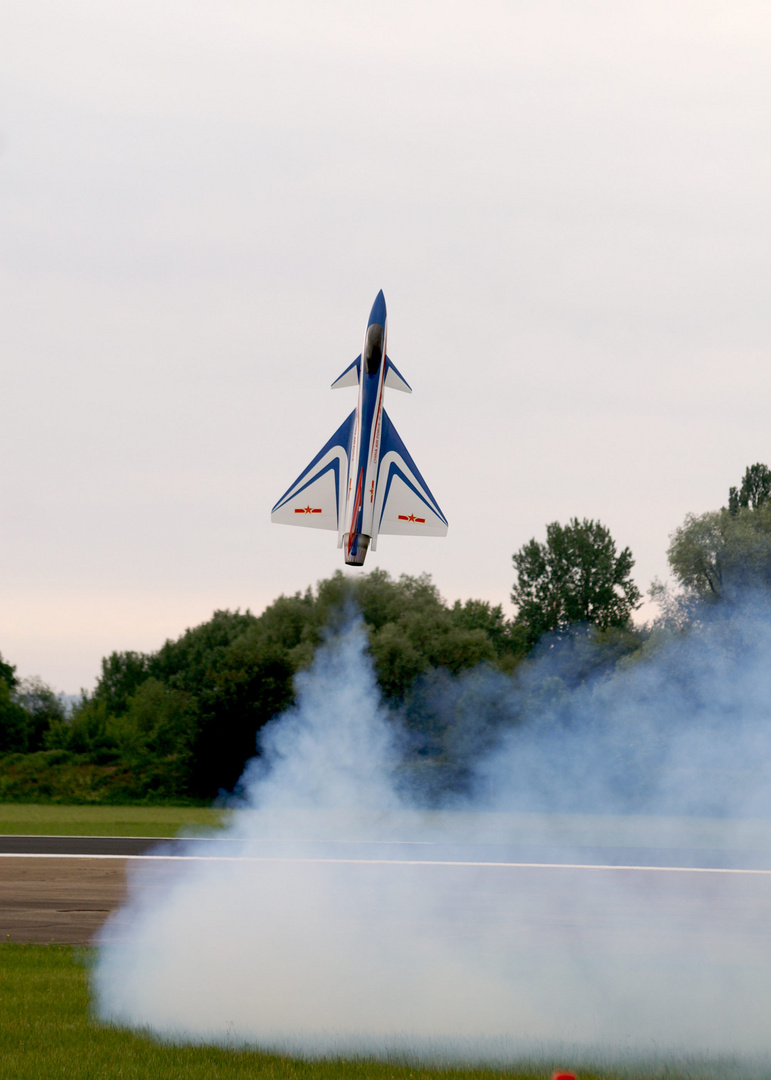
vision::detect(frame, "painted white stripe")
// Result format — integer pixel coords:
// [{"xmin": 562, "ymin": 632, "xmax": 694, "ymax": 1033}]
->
[
  {"xmin": 1, "ymin": 853, "xmax": 770, "ymax": 874},
  {"xmin": 0, "ymin": 835, "xmax": 437, "ymax": 844},
  {"xmin": 0, "ymin": 835, "xmax": 178, "ymax": 841}
]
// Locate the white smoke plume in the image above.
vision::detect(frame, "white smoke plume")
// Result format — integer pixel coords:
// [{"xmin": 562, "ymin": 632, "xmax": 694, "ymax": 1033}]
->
[
  {"xmin": 474, "ymin": 591, "xmax": 771, "ymax": 818},
  {"xmin": 93, "ymin": 606, "xmax": 771, "ymax": 1071}
]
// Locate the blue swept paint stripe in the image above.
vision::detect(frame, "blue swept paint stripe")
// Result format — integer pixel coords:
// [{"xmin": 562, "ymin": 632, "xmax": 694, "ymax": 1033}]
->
[
  {"xmin": 377, "ymin": 463, "xmax": 439, "ymax": 531},
  {"xmin": 271, "ymin": 410, "xmax": 355, "ymax": 516},
  {"xmin": 284, "ymin": 459, "xmax": 342, "ymax": 523},
  {"xmin": 378, "ymin": 409, "xmax": 447, "ymax": 526}
]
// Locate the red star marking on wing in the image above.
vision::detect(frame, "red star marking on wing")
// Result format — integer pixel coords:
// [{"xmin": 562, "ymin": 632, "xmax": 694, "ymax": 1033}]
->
[
  {"xmin": 398, "ymin": 514, "xmax": 426, "ymax": 524},
  {"xmin": 294, "ymin": 506, "xmax": 322, "ymax": 514}
]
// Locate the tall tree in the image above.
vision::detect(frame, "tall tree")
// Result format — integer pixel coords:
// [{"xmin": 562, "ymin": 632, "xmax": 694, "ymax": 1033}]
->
[
  {"xmin": 728, "ymin": 463, "xmax": 771, "ymax": 514},
  {"xmin": 667, "ymin": 463, "xmax": 771, "ymax": 600},
  {"xmin": 0, "ymin": 652, "xmax": 25, "ymax": 753},
  {"xmin": 668, "ymin": 503, "xmax": 771, "ymax": 599},
  {"xmin": 0, "ymin": 653, "xmax": 18, "ymax": 690},
  {"xmin": 512, "ymin": 518, "xmax": 641, "ymax": 646}
]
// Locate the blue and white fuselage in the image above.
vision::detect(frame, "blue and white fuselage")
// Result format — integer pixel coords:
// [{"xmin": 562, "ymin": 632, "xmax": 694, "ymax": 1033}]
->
[{"xmin": 271, "ymin": 290, "xmax": 448, "ymax": 566}]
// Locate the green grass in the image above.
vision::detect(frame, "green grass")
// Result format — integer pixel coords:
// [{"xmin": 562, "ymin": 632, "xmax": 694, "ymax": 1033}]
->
[
  {"xmin": 0, "ymin": 944, "xmax": 555, "ymax": 1080},
  {"xmin": 0, "ymin": 802, "xmax": 229, "ymax": 837},
  {"xmin": 0, "ymin": 944, "xmax": 760, "ymax": 1080},
  {"xmin": 0, "ymin": 749, "xmax": 201, "ymax": 804}
]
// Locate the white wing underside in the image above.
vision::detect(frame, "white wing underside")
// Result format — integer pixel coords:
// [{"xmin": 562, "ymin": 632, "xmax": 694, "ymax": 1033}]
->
[
  {"xmin": 270, "ymin": 446, "xmax": 347, "ymax": 531},
  {"xmin": 374, "ymin": 451, "xmax": 448, "ymax": 538}
]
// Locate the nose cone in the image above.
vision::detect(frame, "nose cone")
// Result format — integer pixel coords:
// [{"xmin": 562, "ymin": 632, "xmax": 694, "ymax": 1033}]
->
[{"xmin": 367, "ymin": 289, "xmax": 387, "ymax": 328}]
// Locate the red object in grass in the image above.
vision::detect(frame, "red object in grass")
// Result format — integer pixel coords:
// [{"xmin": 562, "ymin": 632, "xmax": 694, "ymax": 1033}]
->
[{"xmin": 552, "ymin": 1073, "xmax": 577, "ymax": 1080}]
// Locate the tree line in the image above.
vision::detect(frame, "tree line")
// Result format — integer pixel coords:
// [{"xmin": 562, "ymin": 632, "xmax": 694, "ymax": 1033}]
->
[
  {"xmin": 0, "ymin": 574, "xmax": 525, "ymax": 801},
  {"xmin": 1, "ymin": 463, "xmax": 769, "ymax": 803}
]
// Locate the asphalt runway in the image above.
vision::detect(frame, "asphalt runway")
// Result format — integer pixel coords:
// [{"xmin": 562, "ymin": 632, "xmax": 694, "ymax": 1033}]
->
[
  {"xmin": 3, "ymin": 833, "xmax": 771, "ymax": 949},
  {"xmin": 0, "ymin": 857, "xmax": 128, "ymax": 944},
  {"xmin": 4, "ymin": 833, "xmax": 771, "ymax": 868}
]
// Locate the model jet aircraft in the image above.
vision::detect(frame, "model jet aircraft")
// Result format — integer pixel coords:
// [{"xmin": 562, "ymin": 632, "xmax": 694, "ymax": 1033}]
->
[{"xmin": 271, "ymin": 290, "xmax": 448, "ymax": 566}]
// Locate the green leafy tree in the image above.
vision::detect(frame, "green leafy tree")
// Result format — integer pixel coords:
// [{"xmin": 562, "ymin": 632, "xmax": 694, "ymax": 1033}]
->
[
  {"xmin": 95, "ymin": 651, "xmax": 151, "ymax": 715},
  {"xmin": 65, "ymin": 698, "xmax": 113, "ymax": 757},
  {"xmin": 668, "ymin": 502, "xmax": 771, "ymax": 599},
  {"xmin": 14, "ymin": 678, "xmax": 67, "ymax": 752},
  {"xmin": 728, "ymin": 463, "xmax": 771, "ymax": 514},
  {"xmin": 668, "ymin": 463, "xmax": 771, "ymax": 600},
  {"xmin": 0, "ymin": 657, "xmax": 62, "ymax": 754},
  {"xmin": 0, "ymin": 679, "xmax": 27, "ymax": 753},
  {"xmin": 108, "ymin": 679, "xmax": 198, "ymax": 794},
  {"xmin": 0, "ymin": 653, "xmax": 18, "ymax": 691},
  {"xmin": 313, "ymin": 570, "xmax": 523, "ymax": 698},
  {"xmin": 450, "ymin": 598, "xmax": 528, "ymax": 670},
  {"xmin": 512, "ymin": 518, "xmax": 641, "ymax": 647},
  {"xmin": 0, "ymin": 652, "xmax": 24, "ymax": 752},
  {"xmin": 369, "ymin": 623, "xmax": 427, "ymax": 699}
]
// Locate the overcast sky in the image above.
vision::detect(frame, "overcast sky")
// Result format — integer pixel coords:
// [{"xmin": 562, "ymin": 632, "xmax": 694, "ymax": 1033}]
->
[{"xmin": 2, "ymin": 1, "xmax": 770, "ymax": 691}]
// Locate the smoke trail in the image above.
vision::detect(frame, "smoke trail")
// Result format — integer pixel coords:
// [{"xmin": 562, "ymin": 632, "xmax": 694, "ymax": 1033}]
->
[
  {"xmin": 93, "ymin": 604, "xmax": 771, "ymax": 1068},
  {"xmin": 471, "ymin": 590, "xmax": 771, "ymax": 818}
]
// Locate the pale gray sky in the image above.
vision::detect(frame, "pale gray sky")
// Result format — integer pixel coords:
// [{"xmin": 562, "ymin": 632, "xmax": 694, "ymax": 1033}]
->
[{"xmin": 2, "ymin": 1, "xmax": 770, "ymax": 691}]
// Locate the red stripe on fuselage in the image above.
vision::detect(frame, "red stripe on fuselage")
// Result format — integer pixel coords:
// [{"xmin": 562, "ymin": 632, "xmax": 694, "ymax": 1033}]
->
[{"xmin": 347, "ymin": 468, "xmax": 364, "ymax": 555}]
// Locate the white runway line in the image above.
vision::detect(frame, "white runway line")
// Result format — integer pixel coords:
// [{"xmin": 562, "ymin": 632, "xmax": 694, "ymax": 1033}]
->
[
  {"xmin": 0, "ymin": 836, "xmax": 438, "ymax": 843},
  {"xmin": 1, "ymin": 852, "xmax": 771, "ymax": 874}
]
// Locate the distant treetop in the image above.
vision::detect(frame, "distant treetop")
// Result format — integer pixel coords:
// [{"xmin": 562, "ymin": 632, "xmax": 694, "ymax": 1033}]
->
[
  {"xmin": 728, "ymin": 463, "xmax": 771, "ymax": 514},
  {"xmin": 511, "ymin": 517, "xmax": 641, "ymax": 647},
  {"xmin": 668, "ymin": 462, "xmax": 771, "ymax": 600}
]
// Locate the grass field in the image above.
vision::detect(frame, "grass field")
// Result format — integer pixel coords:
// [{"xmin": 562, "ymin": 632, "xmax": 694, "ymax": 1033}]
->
[
  {"xmin": 0, "ymin": 944, "xmax": 558, "ymax": 1080},
  {"xmin": 0, "ymin": 803, "xmax": 229, "ymax": 837},
  {"xmin": 0, "ymin": 944, "xmax": 761, "ymax": 1080}
]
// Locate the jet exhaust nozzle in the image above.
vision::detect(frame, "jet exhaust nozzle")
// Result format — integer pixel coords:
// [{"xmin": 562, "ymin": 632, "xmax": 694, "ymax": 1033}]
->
[{"xmin": 344, "ymin": 534, "xmax": 370, "ymax": 567}]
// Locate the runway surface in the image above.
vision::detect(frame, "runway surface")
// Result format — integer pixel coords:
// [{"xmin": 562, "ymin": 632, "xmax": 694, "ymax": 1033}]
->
[
  {"xmin": 5, "ymin": 833, "xmax": 771, "ymax": 868},
  {"xmin": 0, "ymin": 857, "xmax": 127, "ymax": 944},
  {"xmin": 3, "ymin": 831, "xmax": 771, "ymax": 946}
]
